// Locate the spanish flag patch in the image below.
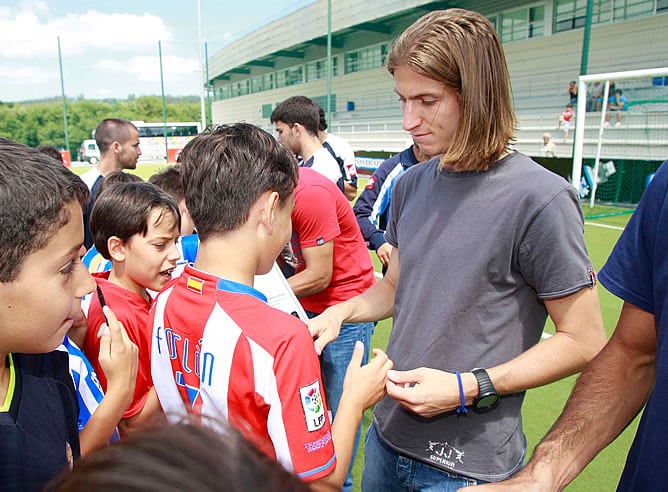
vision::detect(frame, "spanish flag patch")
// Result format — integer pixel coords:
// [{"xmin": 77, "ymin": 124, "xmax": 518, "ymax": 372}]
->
[{"xmin": 187, "ymin": 276, "xmax": 205, "ymax": 294}]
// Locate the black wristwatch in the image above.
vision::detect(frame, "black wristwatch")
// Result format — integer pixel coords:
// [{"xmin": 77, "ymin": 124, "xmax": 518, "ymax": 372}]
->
[{"xmin": 471, "ymin": 368, "xmax": 499, "ymax": 411}]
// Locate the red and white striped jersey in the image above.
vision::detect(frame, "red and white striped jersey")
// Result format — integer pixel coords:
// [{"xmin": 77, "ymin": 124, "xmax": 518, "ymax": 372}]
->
[{"xmin": 150, "ymin": 265, "xmax": 336, "ymax": 481}]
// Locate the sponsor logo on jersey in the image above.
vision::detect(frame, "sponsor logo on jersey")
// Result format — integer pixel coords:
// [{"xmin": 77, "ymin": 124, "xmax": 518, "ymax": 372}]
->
[
  {"xmin": 366, "ymin": 176, "xmax": 376, "ymax": 189},
  {"xmin": 316, "ymin": 237, "xmax": 325, "ymax": 246},
  {"xmin": 187, "ymin": 276, "xmax": 205, "ymax": 294},
  {"xmin": 300, "ymin": 380, "xmax": 326, "ymax": 432}
]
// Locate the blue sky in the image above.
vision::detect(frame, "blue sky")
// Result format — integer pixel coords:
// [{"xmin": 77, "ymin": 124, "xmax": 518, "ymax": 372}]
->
[{"xmin": 0, "ymin": 0, "xmax": 315, "ymax": 102}]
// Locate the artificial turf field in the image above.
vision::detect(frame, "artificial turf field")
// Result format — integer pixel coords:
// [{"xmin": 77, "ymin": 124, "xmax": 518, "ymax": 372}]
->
[{"xmin": 74, "ymin": 164, "xmax": 637, "ymax": 491}]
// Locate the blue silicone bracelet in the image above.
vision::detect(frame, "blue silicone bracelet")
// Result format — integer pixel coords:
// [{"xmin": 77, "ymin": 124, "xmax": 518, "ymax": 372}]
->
[{"xmin": 455, "ymin": 370, "xmax": 467, "ymax": 415}]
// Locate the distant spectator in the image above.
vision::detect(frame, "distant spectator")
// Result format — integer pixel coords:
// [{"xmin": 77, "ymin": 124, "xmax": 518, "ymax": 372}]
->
[
  {"xmin": 605, "ymin": 88, "xmax": 629, "ymax": 128},
  {"xmin": 36, "ymin": 144, "xmax": 64, "ymax": 163},
  {"xmin": 596, "ymin": 80, "xmax": 616, "ymax": 112},
  {"xmin": 587, "ymin": 81, "xmax": 602, "ymax": 112},
  {"xmin": 558, "ymin": 104, "xmax": 575, "ymax": 142},
  {"xmin": 567, "ymin": 80, "xmax": 578, "ymax": 105},
  {"xmin": 541, "ymin": 133, "xmax": 557, "ymax": 157}
]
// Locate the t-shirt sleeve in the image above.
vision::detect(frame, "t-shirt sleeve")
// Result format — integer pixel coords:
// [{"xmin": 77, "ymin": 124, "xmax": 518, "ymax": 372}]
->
[
  {"xmin": 270, "ymin": 319, "xmax": 336, "ymax": 481},
  {"xmin": 293, "ymin": 185, "xmax": 341, "ymax": 248},
  {"xmin": 518, "ymin": 186, "xmax": 594, "ymax": 298}
]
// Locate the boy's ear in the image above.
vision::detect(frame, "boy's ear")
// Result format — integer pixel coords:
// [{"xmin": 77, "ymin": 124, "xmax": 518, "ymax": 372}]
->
[
  {"xmin": 259, "ymin": 191, "xmax": 280, "ymax": 236},
  {"xmin": 107, "ymin": 236, "xmax": 126, "ymax": 262}
]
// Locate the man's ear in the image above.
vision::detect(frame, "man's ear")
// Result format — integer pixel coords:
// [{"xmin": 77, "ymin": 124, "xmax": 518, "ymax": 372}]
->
[
  {"xmin": 107, "ymin": 236, "xmax": 126, "ymax": 262},
  {"xmin": 111, "ymin": 141, "xmax": 122, "ymax": 155}
]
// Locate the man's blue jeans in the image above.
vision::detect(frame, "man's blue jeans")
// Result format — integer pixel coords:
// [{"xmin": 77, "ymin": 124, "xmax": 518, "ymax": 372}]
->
[
  {"xmin": 307, "ymin": 312, "xmax": 373, "ymax": 492},
  {"xmin": 362, "ymin": 424, "xmax": 482, "ymax": 491}
]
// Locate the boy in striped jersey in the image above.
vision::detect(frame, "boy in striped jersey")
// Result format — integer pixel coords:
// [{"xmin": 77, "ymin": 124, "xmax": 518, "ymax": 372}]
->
[{"xmin": 150, "ymin": 123, "xmax": 392, "ymax": 489}]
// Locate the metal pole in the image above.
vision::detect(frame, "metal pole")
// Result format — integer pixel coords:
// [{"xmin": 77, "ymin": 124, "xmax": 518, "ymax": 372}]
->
[
  {"xmin": 159, "ymin": 40, "xmax": 169, "ymax": 164},
  {"xmin": 57, "ymin": 36, "xmax": 70, "ymax": 152},
  {"xmin": 197, "ymin": 0, "xmax": 206, "ymax": 130},
  {"xmin": 580, "ymin": 0, "xmax": 593, "ymax": 75},
  {"xmin": 205, "ymin": 41, "xmax": 212, "ymax": 126},
  {"xmin": 326, "ymin": 0, "xmax": 332, "ymax": 127}
]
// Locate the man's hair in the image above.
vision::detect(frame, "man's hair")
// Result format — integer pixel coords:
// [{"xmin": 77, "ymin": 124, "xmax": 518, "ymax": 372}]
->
[
  {"xmin": 49, "ymin": 420, "xmax": 309, "ymax": 492},
  {"xmin": 317, "ymin": 104, "xmax": 328, "ymax": 132},
  {"xmin": 387, "ymin": 8, "xmax": 516, "ymax": 172},
  {"xmin": 94, "ymin": 118, "xmax": 137, "ymax": 154},
  {"xmin": 149, "ymin": 165, "xmax": 185, "ymax": 202},
  {"xmin": 0, "ymin": 138, "xmax": 89, "ymax": 282},
  {"xmin": 36, "ymin": 145, "xmax": 64, "ymax": 163},
  {"xmin": 270, "ymin": 96, "xmax": 320, "ymax": 135},
  {"xmin": 179, "ymin": 123, "xmax": 298, "ymax": 241},
  {"xmin": 91, "ymin": 181, "xmax": 180, "ymax": 260}
]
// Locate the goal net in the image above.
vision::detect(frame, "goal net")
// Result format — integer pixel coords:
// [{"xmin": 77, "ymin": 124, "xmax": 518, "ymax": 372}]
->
[{"xmin": 571, "ymin": 67, "xmax": 668, "ymax": 208}]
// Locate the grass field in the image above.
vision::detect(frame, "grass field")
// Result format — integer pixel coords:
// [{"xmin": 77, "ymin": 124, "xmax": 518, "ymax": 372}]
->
[{"xmin": 76, "ymin": 165, "xmax": 635, "ymax": 490}]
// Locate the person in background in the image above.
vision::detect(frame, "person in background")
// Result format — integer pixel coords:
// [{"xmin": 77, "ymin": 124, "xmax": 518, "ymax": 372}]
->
[
  {"xmin": 605, "ymin": 88, "xmax": 629, "ymax": 128},
  {"xmin": 36, "ymin": 144, "xmax": 65, "ymax": 163},
  {"xmin": 270, "ymin": 96, "xmax": 344, "ymax": 193},
  {"xmin": 541, "ymin": 132, "xmax": 557, "ymax": 158},
  {"xmin": 353, "ymin": 142, "xmax": 429, "ymax": 272},
  {"xmin": 558, "ymin": 104, "xmax": 575, "ymax": 142},
  {"xmin": 80, "ymin": 119, "xmax": 142, "ymax": 249},
  {"xmin": 316, "ymin": 104, "xmax": 358, "ymax": 201},
  {"xmin": 567, "ymin": 80, "xmax": 578, "ymax": 105}
]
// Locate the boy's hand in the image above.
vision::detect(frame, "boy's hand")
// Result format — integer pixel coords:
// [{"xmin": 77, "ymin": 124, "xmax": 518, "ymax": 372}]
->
[
  {"xmin": 97, "ymin": 305, "xmax": 138, "ymax": 406},
  {"xmin": 342, "ymin": 342, "xmax": 393, "ymax": 411}
]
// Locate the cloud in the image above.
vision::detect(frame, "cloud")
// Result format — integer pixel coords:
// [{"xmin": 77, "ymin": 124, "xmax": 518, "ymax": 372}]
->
[
  {"xmin": 0, "ymin": 63, "xmax": 59, "ymax": 85},
  {"xmin": 0, "ymin": 4, "xmax": 172, "ymax": 58},
  {"xmin": 94, "ymin": 55, "xmax": 200, "ymax": 83}
]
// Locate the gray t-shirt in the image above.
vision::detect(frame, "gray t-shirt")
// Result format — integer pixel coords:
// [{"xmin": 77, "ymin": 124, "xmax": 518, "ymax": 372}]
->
[{"xmin": 377, "ymin": 152, "xmax": 594, "ymax": 482}]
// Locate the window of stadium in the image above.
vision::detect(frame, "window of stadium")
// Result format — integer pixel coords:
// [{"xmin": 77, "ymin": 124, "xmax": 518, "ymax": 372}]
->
[{"xmin": 499, "ymin": 5, "xmax": 545, "ymax": 42}]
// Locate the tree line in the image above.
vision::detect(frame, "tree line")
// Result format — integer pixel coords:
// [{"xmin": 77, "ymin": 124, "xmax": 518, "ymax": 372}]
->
[{"xmin": 0, "ymin": 96, "xmax": 202, "ymax": 154}]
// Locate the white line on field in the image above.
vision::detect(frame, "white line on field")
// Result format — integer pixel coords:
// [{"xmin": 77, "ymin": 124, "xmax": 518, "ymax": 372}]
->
[{"xmin": 584, "ymin": 221, "xmax": 625, "ymax": 231}]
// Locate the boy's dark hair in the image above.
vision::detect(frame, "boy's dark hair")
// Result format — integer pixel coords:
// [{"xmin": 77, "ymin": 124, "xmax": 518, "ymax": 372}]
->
[
  {"xmin": 0, "ymin": 138, "xmax": 89, "ymax": 282},
  {"xmin": 270, "ymin": 96, "xmax": 320, "ymax": 136},
  {"xmin": 317, "ymin": 104, "xmax": 328, "ymax": 132},
  {"xmin": 179, "ymin": 123, "xmax": 298, "ymax": 241},
  {"xmin": 36, "ymin": 145, "xmax": 64, "ymax": 163},
  {"xmin": 94, "ymin": 119, "xmax": 137, "ymax": 154},
  {"xmin": 91, "ymin": 182, "xmax": 180, "ymax": 260},
  {"xmin": 97, "ymin": 171, "xmax": 144, "ymax": 198},
  {"xmin": 149, "ymin": 165, "xmax": 185, "ymax": 202},
  {"xmin": 49, "ymin": 421, "xmax": 309, "ymax": 492}
]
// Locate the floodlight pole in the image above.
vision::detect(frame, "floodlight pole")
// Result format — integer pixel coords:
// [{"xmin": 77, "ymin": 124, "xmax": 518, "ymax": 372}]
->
[
  {"xmin": 197, "ymin": 0, "xmax": 206, "ymax": 130},
  {"xmin": 159, "ymin": 40, "xmax": 169, "ymax": 164},
  {"xmin": 57, "ymin": 36, "xmax": 70, "ymax": 152},
  {"xmin": 326, "ymin": 0, "xmax": 332, "ymax": 127}
]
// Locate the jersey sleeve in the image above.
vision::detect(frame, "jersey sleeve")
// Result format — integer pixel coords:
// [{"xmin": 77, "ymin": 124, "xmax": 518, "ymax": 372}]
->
[
  {"xmin": 270, "ymin": 319, "xmax": 336, "ymax": 481},
  {"xmin": 293, "ymin": 184, "xmax": 341, "ymax": 248}
]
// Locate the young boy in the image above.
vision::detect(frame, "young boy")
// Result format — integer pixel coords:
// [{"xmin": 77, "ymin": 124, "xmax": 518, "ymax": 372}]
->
[
  {"xmin": 150, "ymin": 123, "xmax": 392, "ymax": 489},
  {"xmin": 0, "ymin": 138, "xmax": 92, "ymax": 489},
  {"xmin": 84, "ymin": 181, "xmax": 181, "ymax": 437}
]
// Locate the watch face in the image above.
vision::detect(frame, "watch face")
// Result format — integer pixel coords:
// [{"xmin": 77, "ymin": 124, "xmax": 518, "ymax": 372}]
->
[{"xmin": 476, "ymin": 394, "xmax": 499, "ymax": 409}]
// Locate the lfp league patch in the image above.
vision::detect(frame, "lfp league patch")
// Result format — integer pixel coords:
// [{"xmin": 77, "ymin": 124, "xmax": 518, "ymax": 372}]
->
[{"xmin": 300, "ymin": 380, "xmax": 326, "ymax": 432}]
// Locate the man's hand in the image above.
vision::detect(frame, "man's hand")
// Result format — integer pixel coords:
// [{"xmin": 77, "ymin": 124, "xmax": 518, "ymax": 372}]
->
[
  {"xmin": 308, "ymin": 308, "xmax": 345, "ymax": 355},
  {"xmin": 376, "ymin": 242, "xmax": 393, "ymax": 267},
  {"xmin": 386, "ymin": 367, "xmax": 475, "ymax": 418}
]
